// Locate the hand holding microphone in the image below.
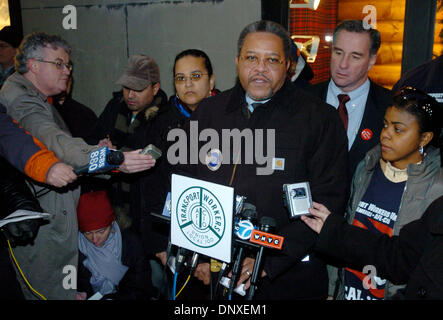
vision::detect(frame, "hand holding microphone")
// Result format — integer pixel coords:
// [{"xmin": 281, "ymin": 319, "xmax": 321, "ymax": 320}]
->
[
  {"xmin": 74, "ymin": 146, "xmax": 156, "ymax": 175},
  {"xmin": 234, "ymin": 215, "xmax": 275, "ymax": 291},
  {"xmin": 74, "ymin": 147, "xmax": 124, "ymax": 175},
  {"xmin": 46, "ymin": 162, "xmax": 77, "ymax": 187},
  {"xmin": 237, "ymin": 257, "xmax": 267, "ymax": 290},
  {"xmin": 194, "ymin": 262, "xmax": 211, "ymax": 285}
]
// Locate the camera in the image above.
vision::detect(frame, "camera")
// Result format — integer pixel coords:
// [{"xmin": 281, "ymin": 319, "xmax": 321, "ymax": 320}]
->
[{"xmin": 283, "ymin": 182, "xmax": 313, "ymax": 219}]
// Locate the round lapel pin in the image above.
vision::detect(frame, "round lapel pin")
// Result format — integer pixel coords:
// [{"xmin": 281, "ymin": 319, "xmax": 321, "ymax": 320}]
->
[
  {"xmin": 206, "ymin": 149, "xmax": 223, "ymax": 171},
  {"xmin": 361, "ymin": 128, "xmax": 373, "ymax": 141}
]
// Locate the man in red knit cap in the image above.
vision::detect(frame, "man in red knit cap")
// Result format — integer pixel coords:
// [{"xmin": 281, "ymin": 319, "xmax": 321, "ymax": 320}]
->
[{"xmin": 76, "ymin": 190, "xmax": 155, "ymax": 300}]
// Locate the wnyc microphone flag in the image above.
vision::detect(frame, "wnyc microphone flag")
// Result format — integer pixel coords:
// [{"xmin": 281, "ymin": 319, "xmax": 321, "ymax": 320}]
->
[{"xmin": 171, "ymin": 174, "xmax": 234, "ymax": 263}]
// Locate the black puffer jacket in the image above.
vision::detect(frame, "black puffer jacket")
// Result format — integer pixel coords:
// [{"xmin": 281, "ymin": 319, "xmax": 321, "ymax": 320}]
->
[
  {"xmin": 137, "ymin": 96, "xmax": 192, "ymax": 255},
  {"xmin": 0, "ymin": 156, "xmax": 42, "ymax": 221},
  {"xmin": 0, "ymin": 156, "xmax": 43, "ymax": 299}
]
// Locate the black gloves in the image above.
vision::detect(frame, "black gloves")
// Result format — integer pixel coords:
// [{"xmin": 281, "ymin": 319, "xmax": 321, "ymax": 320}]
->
[
  {"xmin": 1, "ymin": 218, "xmax": 42, "ymax": 247},
  {"xmin": 0, "ymin": 157, "xmax": 44, "ymax": 247}
]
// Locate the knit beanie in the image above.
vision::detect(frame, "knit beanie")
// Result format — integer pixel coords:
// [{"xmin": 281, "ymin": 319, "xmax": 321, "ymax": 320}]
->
[
  {"xmin": 0, "ymin": 26, "xmax": 22, "ymax": 48},
  {"xmin": 77, "ymin": 191, "xmax": 115, "ymax": 232}
]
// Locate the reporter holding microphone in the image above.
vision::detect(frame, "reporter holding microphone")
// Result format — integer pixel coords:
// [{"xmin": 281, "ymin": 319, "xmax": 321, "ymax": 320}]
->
[{"xmin": 0, "ymin": 32, "xmax": 156, "ymax": 299}]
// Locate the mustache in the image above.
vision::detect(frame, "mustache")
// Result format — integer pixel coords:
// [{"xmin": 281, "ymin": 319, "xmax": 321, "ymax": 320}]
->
[{"xmin": 248, "ymin": 73, "xmax": 271, "ymax": 83}]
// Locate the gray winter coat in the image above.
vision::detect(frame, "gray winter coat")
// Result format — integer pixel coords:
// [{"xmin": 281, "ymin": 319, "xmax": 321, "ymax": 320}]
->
[
  {"xmin": 331, "ymin": 144, "xmax": 443, "ymax": 299},
  {"xmin": 0, "ymin": 73, "xmax": 99, "ymax": 300}
]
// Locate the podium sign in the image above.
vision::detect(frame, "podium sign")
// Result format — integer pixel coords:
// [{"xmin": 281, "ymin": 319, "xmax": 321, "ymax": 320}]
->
[{"xmin": 171, "ymin": 174, "xmax": 234, "ymax": 263}]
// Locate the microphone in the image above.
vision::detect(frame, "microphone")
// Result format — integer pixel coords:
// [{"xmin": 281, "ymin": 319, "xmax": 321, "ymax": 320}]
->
[
  {"xmin": 74, "ymin": 147, "xmax": 124, "ymax": 175},
  {"xmin": 246, "ymin": 216, "xmax": 277, "ymax": 300},
  {"xmin": 174, "ymin": 247, "xmax": 189, "ymax": 275},
  {"xmin": 228, "ymin": 203, "xmax": 257, "ymax": 298},
  {"xmin": 210, "ymin": 258, "xmax": 223, "ymax": 300},
  {"xmin": 190, "ymin": 252, "xmax": 199, "ymax": 274},
  {"xmin": 259, "ymin": 216, "xmax": 276, "ymax": 233}
]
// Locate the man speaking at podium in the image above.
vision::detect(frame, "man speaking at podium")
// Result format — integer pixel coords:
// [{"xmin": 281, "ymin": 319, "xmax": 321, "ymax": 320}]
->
[{"xmin": 175, "ymin": 20, "xmax": 349, "ymax": 299}]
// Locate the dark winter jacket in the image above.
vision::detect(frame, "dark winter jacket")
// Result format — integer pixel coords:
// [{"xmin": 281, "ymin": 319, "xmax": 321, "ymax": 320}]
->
[
  {"xmin": 0, "ymin": 156, "xmax": 43, "ymax": 300},
  {"xmin": 0, "ymin": 103, "xmax": 60, "ymax": 183},
  {"xmin": 392, "ymin": 54, "xmax": 443, "ymax": 104},
  {"xmin": 77, "ymin": 228, "xmax": 156, "ymax": 300},
  {"xmin": 316, "ymin": 195, "xmax": 443, "ymax": 300},
  {"xmin": 137, "ymin": 95, "xmax": 191, "ymax": 255},
  {"xmin": 88, "ymin": 89, "xmax": 168, "ymax": 149},
  {"xmin": 53, "ymin": 96, "xmax": 98, "ymax": 141},
  {"xmin": 176, "ymin": 79, "xmax": 350, "ymax": 299},
  {"xmin": 86, "ymin": 89, "xmax": 168, "ymax": 229}
]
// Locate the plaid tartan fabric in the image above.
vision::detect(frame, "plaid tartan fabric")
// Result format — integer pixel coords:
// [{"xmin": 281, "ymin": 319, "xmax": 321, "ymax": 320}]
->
[{"xmin": 289, "ymin": 0, "xmax": 338, "ymax": 84}]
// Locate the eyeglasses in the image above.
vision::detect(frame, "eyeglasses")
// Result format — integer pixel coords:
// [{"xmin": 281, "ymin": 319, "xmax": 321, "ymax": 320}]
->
[
  {"xmin": 36, "ymin": 59, "xmax": 73, "ymax": 71},
  {"xmin": 393, "ymin": 86, "xmax": 437, "ymax": 117},
  {"xmin": 174, "ymin": 72, "xmax": 208, "ymax": 83},
  {"xmin": 239, "ymin": 54, "xmax": 285, "ymax": 69}
]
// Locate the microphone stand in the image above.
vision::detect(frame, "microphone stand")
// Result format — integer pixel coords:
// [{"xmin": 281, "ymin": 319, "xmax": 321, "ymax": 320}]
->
[
  {"xmin": 246, "ymin": 216, "xmax": 276, "ymax": 300},
  {"xmin": 246, "ymin": 246, "xmax": 264, "ymax": 300},
  {"xmin": 228, "ymin": 246, "xmax": 244, "ymax": 299}
]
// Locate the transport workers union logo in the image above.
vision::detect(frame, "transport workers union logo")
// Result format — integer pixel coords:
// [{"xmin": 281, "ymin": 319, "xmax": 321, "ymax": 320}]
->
[{"xmin": 176, "ymin": 187, "xmax": 226, "ymax": 248}]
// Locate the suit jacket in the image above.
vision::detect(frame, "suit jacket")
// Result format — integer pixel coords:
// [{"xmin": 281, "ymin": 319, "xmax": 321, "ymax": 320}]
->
[{"xmin": 306, "ymin": 80, "xmax": 391, "ymax": 179}]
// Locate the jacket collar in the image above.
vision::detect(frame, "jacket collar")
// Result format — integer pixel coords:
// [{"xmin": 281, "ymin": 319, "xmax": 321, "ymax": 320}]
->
[
  {"xmin": 364, "ymin": 144, "xmax": 441, "ymax": 178},
  {"xmin": 7, "ymin": 72, "xmax": 48, "ymax": 102},
  {"xmin": 225, "ymin": 77, "xmax": 295, "ymax": 114}
]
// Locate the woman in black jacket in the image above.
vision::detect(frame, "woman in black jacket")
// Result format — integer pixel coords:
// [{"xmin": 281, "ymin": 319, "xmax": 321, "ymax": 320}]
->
[{"xmin": 137, "ymin": 50, "xmax": 218, "ymax": 299}]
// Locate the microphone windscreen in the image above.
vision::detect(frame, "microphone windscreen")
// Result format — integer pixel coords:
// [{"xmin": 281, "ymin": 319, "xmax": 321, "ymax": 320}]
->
[
  {"xmin": 259, "ymin": 216, "xmax": 276, "ymax": 232},
  {"xmin": 107, "ymin": 150, "xmax": 124, "ymax": 165},
  {"xmin": 242, "ymin": 203, "xmax": 257, "ymax": 220}
]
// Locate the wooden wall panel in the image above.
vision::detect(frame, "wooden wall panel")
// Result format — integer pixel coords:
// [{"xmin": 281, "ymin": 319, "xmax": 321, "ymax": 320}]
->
[{"xmin": 338, "ymin": 0, "xmax": 406, "ymax": 89}]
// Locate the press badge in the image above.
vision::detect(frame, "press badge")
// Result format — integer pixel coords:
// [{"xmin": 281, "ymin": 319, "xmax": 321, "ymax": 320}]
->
[{"xmin": 272, "ymin": 158, "xmax": 285, "ymax": 171}]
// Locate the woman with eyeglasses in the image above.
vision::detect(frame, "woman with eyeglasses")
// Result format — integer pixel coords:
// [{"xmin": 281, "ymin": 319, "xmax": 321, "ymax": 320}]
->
[
  {"xmin": 136, "ymin": 49, "xmax": 218, "ymax": 299},
  {"xmin": 172, "ymin": 49, "xmax": 217, "ymax": 114},
  {"xmin": 139, "ymin": 49, "xmax": 218, "ymax": 219},
  {"xmin": 301, "ymin": 87, "xmax": 443, "ymax": 300}
]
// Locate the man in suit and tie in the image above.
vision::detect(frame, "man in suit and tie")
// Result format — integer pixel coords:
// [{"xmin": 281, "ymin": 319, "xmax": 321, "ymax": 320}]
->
[{"xmin": 307, "ymin": 20, "xmax": 391, "ymax": 179}]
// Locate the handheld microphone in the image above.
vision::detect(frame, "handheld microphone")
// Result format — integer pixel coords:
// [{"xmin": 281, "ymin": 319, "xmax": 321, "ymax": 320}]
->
[
  {"xmin": 228, "ymin": 203, "xmax": 257, "ymax": 298},
  {"xmin": 190, "ymin": 252, "xmax": 199, "ymax": 274},
  {"xmin": 259, "ymin": 216, "xmax": 276, "ymax": 232},
  {"xmin": 74, "ymin": 147, "xmax": 124, "ymax": 175},
  {"xmin": 210, "ymin": 258, "xmax": 223, "ymax": 300},
  {"xmin": 246, "ymin": 216, "xmax": 276, "ymax": 300},
  {"xmin": 174, "ymin": 247, "xmax": 189, "ymax": 275}
]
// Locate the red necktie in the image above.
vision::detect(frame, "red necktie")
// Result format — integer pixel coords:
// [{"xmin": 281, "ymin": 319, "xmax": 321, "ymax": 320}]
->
[{"xmin": 337, "ymin": 94, "xmax": 350, "ymax": 131}]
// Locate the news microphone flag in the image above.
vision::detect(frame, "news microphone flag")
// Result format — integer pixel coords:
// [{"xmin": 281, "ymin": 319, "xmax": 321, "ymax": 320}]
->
[{"xmin": 74, "ymin": 147, "xmax": 123, "ymax": 175}]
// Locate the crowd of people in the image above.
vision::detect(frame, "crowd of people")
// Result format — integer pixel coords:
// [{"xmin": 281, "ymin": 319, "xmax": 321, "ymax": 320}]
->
[{"xmin": 0, "ymin": 18, "xmax": 441, "ymax": 301}]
